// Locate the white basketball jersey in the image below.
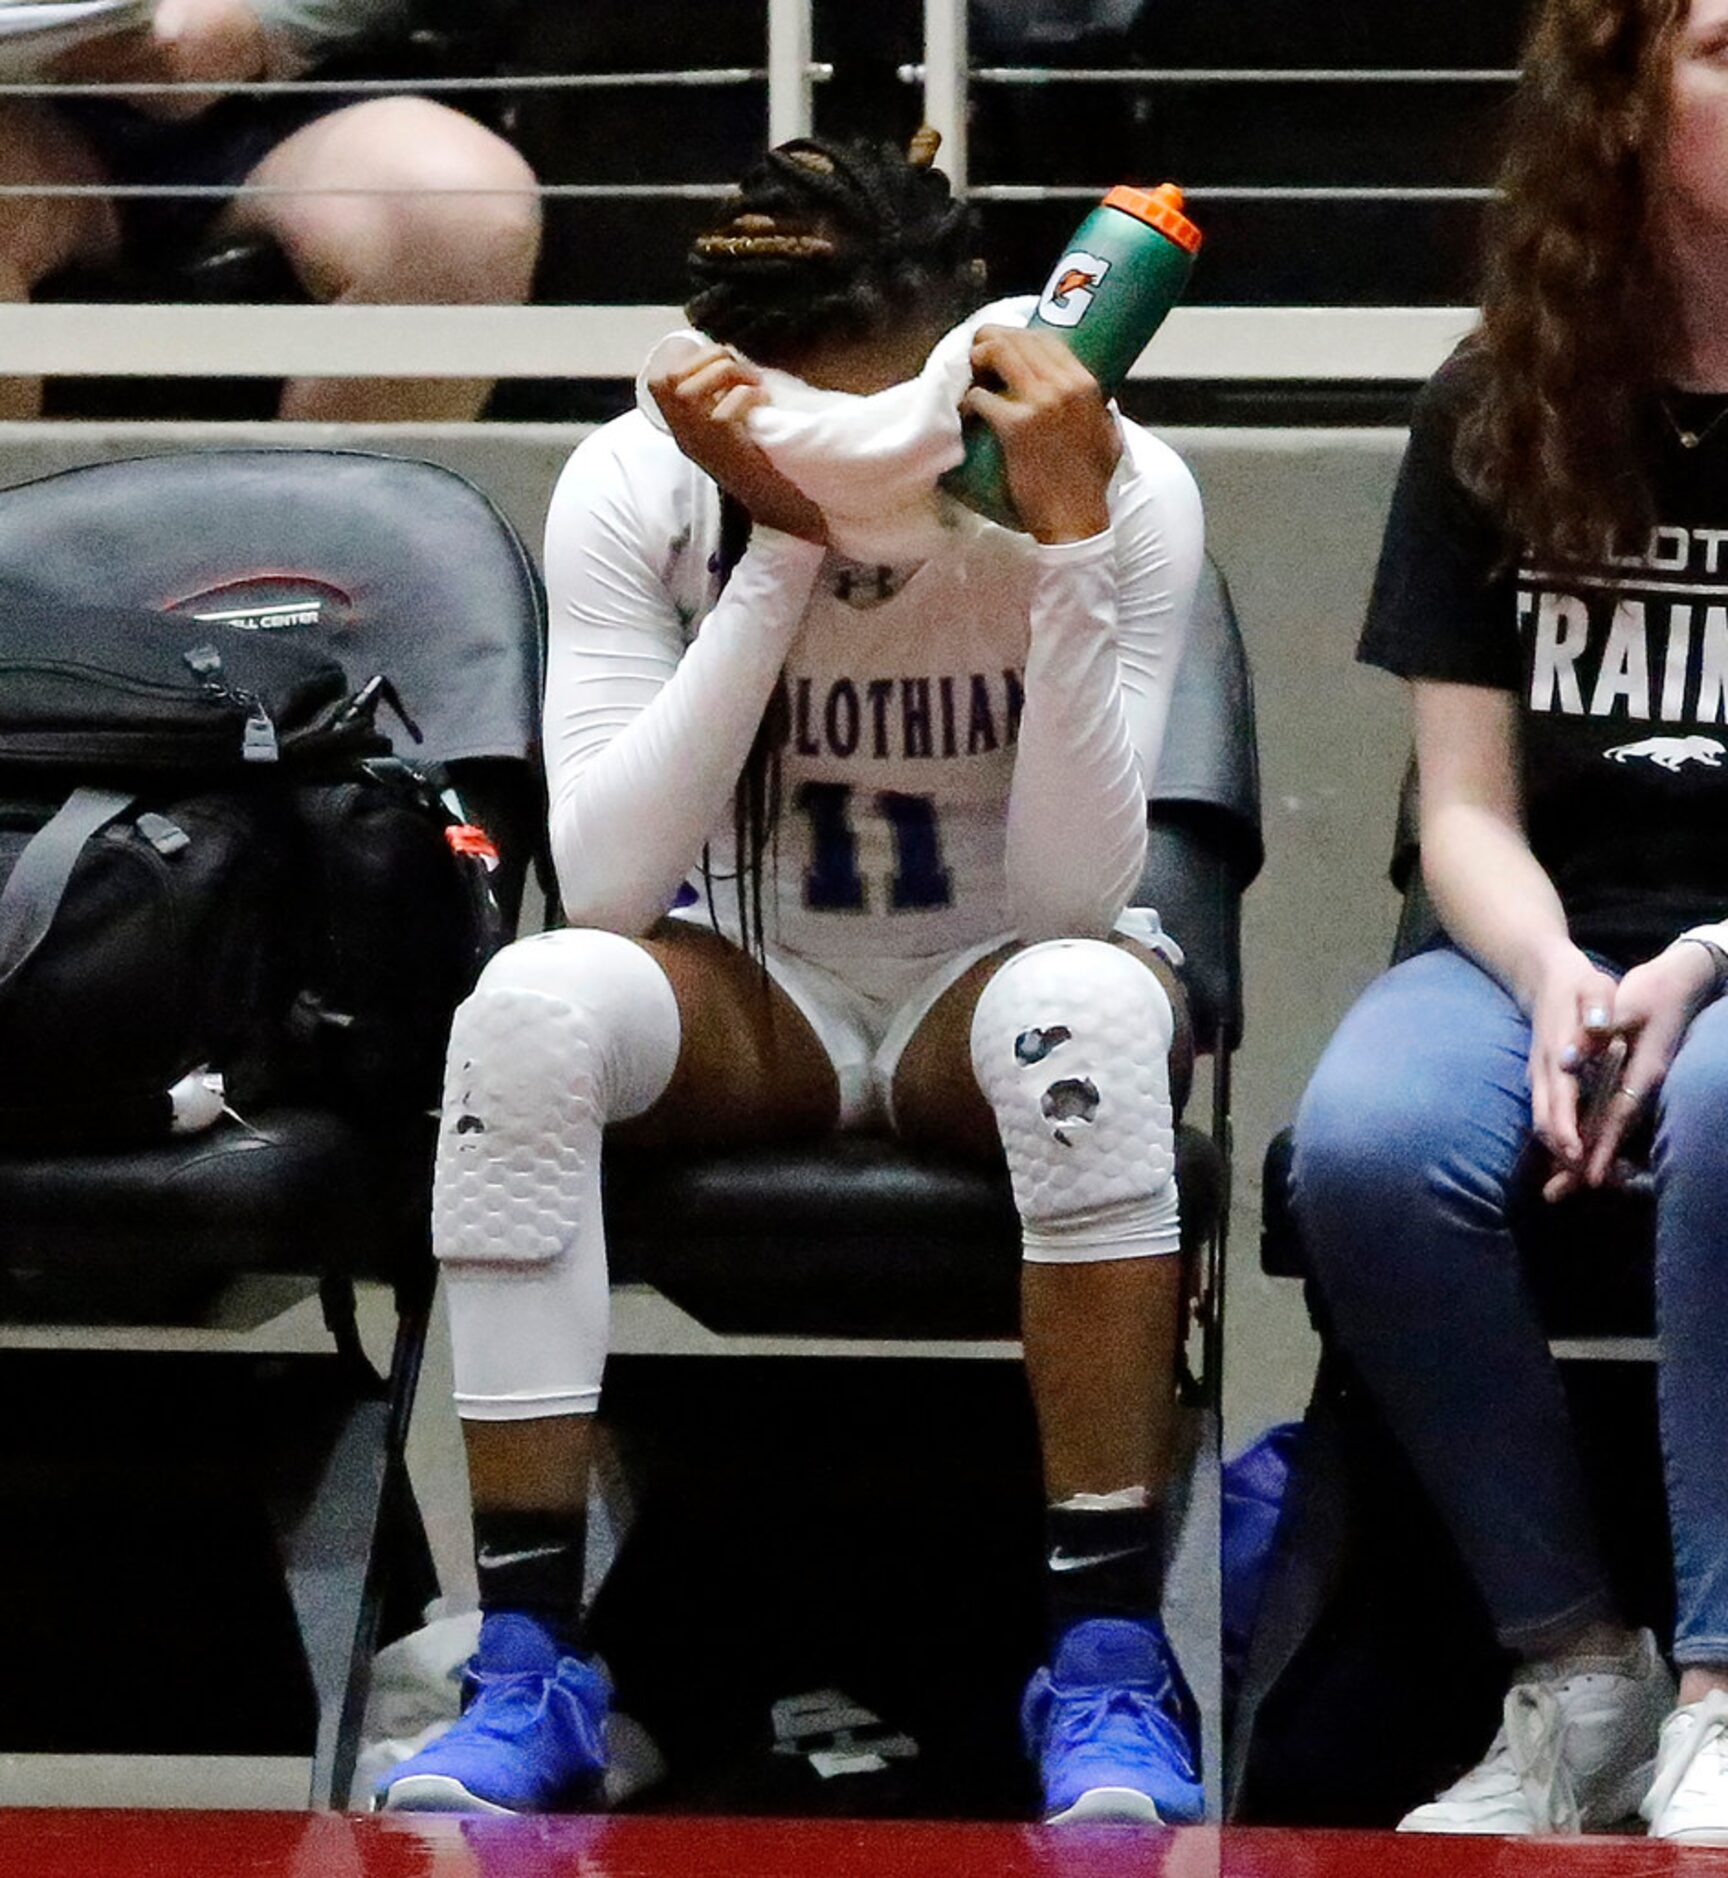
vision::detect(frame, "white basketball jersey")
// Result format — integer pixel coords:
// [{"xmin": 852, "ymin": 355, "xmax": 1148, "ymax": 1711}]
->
[
  {"xmin": 541, "ymin": 409, "xmax": 1203, "ymax": 970},
  {"xmin": 717, "ymin": 522, "xmax": 1039, "ymax": 960}
]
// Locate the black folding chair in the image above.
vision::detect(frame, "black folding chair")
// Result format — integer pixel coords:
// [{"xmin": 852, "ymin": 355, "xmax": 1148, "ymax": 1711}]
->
[
  {"xmin": 0, "ymin": 449, "xmax": 545, "ymax": 1808},
  {"xmin": 586, "ymin": 557, "xmax": 1261, "ymax": 1813}
]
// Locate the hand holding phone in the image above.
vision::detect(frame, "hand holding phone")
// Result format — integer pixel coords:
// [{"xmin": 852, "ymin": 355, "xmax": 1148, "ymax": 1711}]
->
[
  {"xmin": 1545, "ymin": 1034, "xmax": 1634, "ymax": 1200},
  {"xmin": 1578, "ymin": 1033, "xmax": 1630, "ymax": 1149}
]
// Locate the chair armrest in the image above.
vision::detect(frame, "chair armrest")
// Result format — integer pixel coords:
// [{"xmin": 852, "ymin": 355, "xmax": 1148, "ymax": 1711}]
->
[
  {"xmin": 1151, "ymin": 558, "xmax": 1264, "ymax": 887},
  {"xmin": 1139, "ymin": 816, "xmax": 1244, "ymax": 1054},
  {"xmin": 1133, "ymin": 556, "xmax": 1264, "ymax": 1055}
]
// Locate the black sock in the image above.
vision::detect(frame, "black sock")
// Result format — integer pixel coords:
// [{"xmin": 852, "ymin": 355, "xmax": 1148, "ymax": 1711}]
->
[
  {"xmin": 1044, "ymin": 1500, "xmax": 1166, "ymax": 1646},
  {"xmin": 473, "ymin": 1507, "xmax": 588, "ymax": 1649}
]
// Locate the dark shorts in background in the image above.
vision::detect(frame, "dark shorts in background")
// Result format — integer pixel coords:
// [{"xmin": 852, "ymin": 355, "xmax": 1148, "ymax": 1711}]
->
[{"xmin": 60, "ymin": 93, "xmax": 365, "ymax": 260}]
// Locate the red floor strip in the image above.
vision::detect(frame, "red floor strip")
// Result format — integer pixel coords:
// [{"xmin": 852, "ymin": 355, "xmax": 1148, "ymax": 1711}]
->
[
  {"xmin": 8, "ymin": 1816, "xmax": 1727, "ymax": 1878},
  {"xmin": 1225, "ymin": 1827, "xmax": 1728, "ymax": 1875},
  {"xmin": 0, "ymin": 1813, "xmax": 1212, "ymax": 1878}
]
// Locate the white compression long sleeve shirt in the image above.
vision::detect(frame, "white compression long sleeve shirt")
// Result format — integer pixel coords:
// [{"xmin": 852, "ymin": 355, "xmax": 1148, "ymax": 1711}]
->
[
  {"xmin": 542, "ymin": 411, "xmax": 1202, "ymax": 954},
  {"xmin": 542, "ymin": 424, "xmax": 823, "ymax": 934},
  {"xmin": 1007, "ymin": 445, "xmax": 1202, "ymax": 940}
]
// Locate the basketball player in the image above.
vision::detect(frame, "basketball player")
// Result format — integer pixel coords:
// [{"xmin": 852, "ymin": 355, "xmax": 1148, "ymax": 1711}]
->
[{"xmin": 378, "ymin": 128, "xmax": 1206, "ymax": 1823}]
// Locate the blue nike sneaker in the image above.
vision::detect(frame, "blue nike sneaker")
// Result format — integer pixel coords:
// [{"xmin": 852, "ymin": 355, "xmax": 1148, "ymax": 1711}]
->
[
  {"xmin": 375, "ymin": 1612, "xmax": 610, "ymax": 1815},
  {"xmin": 1022, "ymin": 1616, "xmax": 1203, "ymax": 1825}
]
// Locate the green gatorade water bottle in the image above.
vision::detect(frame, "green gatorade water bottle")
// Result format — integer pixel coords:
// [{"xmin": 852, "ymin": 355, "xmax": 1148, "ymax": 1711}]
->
[{"xmin": 943, "ymin": 182, "xmax": 1203, "ymax": 531}]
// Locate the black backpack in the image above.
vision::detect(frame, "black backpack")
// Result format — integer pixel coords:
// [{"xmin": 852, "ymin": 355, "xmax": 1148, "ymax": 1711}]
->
[
  {"xmin": 0, "ymin": 589, "xmax": 499, "ymax": 1149},
  {"xmin": 288, "ymin": 756, "xmax": 502, "ymax": 1121}
]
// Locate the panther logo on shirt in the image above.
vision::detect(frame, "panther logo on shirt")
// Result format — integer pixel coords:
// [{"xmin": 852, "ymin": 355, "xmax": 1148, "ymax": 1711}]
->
[{"xmin": 1604, "ymin": 734, "xmax": 1727, "ymax": 771}]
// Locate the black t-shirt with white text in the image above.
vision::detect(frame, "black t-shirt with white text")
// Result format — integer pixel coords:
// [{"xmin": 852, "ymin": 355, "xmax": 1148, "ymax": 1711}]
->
[{"xmin": 1360, "ymin": 347, "xmax": 1728, "ymax": 967}]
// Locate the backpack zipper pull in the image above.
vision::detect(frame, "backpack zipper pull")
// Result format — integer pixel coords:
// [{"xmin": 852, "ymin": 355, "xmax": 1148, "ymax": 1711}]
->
[
  {"xmin": 182, "ymin": 644, "xmax": 277, "ymax": 761},
  {"xmin": 135, "ymin": 811, "xmax": 191, "ymax": 855},
  {"xmin": 240, "ymin": 693, "xmax": 279, "ymax": 763},
  {"xmin": 336, "ymin": 672, "xmax": 424, "ymax": 745},
  {"xmin": 374, "ymin": 675, "xmax": 423, "ymax": 745}
]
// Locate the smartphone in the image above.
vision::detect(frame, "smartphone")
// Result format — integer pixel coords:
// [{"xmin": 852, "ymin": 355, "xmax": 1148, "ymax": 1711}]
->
[{"xmin": 1578, "ymin": 1034, "xmax": 1630, "ymax": 1144}]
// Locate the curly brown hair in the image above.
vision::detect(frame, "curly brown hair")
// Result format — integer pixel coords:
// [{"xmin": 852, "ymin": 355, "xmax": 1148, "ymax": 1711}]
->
[{"xmin": 1456, "ymin": 0, "xmax": 1687, "ymax": 565}]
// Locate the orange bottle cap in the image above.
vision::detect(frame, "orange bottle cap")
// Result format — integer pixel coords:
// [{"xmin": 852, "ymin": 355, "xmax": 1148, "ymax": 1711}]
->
[{"xmin": 1103, "ymin": 183, "xmax": 1202, "ymax": 255}]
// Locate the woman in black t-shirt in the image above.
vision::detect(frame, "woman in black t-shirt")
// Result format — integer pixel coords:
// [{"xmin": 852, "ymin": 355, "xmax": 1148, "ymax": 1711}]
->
[{"xmin": 1295, "ymin": 0, "xmax": 1728, "ymax": 1842}]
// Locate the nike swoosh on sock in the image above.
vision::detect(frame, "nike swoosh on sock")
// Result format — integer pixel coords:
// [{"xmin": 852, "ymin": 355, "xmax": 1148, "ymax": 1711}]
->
[
  {"xmin": 476, "ymin": 1544, "xmax": 569, "ymax": 1571},
  {"xmin": 1046, "ymin": 1543, "xmax": 1149, "ymax": 1574}
]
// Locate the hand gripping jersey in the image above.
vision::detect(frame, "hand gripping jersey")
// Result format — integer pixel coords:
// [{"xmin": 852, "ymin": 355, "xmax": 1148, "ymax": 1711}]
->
[{"xmin": 541, "ymin": 410, "xmax": 1204, "ymax": 968}]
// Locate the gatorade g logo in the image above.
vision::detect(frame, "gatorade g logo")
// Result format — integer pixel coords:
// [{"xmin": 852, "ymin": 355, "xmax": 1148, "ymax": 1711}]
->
[{"xmin": 1039, "ymin": 251, "xmax": 1111, "ymax": 329}]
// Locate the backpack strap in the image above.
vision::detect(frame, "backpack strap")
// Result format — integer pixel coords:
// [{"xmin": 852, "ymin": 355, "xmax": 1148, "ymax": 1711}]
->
[{"xmin": 0, "ymin": 786, "xmax": 136, "ymax": 993}]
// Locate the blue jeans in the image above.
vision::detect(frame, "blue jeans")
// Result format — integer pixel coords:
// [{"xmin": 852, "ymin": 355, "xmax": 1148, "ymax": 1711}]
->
[{"xmin": 1293, "ymin": 945, "xmax": 1728, "ymax": 1666}]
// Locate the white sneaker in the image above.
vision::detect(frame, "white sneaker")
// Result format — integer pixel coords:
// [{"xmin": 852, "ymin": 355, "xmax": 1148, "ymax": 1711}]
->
[
  {"xmin": 1643, "ymin": 1690, "xmax": 1728, "ymax": 1843},
  {"xmin": 1398, "ymin": 1629, "xmax": 1673, "ymax": 1835}
]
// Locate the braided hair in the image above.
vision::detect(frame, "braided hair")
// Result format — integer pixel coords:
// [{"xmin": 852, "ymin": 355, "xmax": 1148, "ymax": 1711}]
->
[
  {"xmin": 691, "ymin": 130, "xmax": 985, "ymax": 967},
  {"xmin": 689, "ymin": 128, "xmax": 984, "ymax": 368}
]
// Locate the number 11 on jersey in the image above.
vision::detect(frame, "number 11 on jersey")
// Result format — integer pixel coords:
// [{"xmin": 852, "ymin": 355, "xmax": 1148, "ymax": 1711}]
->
[{"xmin": 794, "ymin": 781, "xmax": 954, "ymax": 912}]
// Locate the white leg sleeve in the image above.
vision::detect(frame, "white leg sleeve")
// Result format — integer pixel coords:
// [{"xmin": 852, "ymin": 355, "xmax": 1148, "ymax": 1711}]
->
[
  {"xmin": 434, "ymin": 929, "xmax": 682, "ymax": 1420},
  {"xmin": 969, "ymin": 938, "xmax": 1180, "ymax": 1263}
]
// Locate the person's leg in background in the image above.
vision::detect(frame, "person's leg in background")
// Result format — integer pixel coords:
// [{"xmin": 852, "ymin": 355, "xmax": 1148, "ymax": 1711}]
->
[
  {"xmin": 0, "ymin": 103, "xmax": 119, "ymax": 418},
  {"xmin": 379, "ymin": 921, "xmax": 841, "ymax": 1815},
  {"xmin": 1638, "ymin": 996, "xmax": 1728, "ymax": 1841},
  {"xmin": 1293, "ymin": 944, "xmax": 1672, "ymax": 1835},
  {"xmin": 221, "ymin": 95, "xmax": 540, "ymax": 421},
  {"xmin": 893, "ymin": 934, "xmax": 1201, "ymax": 1824}
]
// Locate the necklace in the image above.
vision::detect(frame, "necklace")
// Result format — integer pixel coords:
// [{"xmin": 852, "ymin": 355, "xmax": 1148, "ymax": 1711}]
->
[{"xmin": 1660, "ymin": 391, "xmax": 1728, "ymax": 450}]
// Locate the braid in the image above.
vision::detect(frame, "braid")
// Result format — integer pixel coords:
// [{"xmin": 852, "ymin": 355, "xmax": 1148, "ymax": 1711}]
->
[
  {"xmin": 686, "ymin": 128, "xmax": 985, "ymax": 365},
  {"xmin": 701, "ymin": 494, "xmax": 788, "ymax": 979},
  {"xmin": 906, "ymin": 124, "xmax": 942, "ymax": 171}
]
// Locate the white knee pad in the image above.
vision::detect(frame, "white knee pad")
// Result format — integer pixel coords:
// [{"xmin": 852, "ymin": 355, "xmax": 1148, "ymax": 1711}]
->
[
  {"xmin": 433, "ymin": 928, "xmax": 682, "ymax": 1269},
  {"xmin": 969, "ymin": 938, "xmax": 1180, "ymax": 1263},
  {"xmin": 436, "ymin": 929, "xmax": 681, "ymax": 1423}
]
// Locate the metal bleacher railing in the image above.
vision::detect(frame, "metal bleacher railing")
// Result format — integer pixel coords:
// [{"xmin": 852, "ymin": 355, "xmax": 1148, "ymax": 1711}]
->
[{"xmin": 0, "ymin": 0, "xmax": 1502, "ymax": 391}]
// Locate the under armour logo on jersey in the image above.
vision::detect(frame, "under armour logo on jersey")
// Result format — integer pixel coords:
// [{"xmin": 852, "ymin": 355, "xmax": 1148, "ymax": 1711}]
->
[
  {"xmin": 828, "ymin": 562, "xmax": 909, "ymax": 609},
  {"xmin": 1605, "ymin": 734, "xmax": 1727, "ymax": 771}
]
